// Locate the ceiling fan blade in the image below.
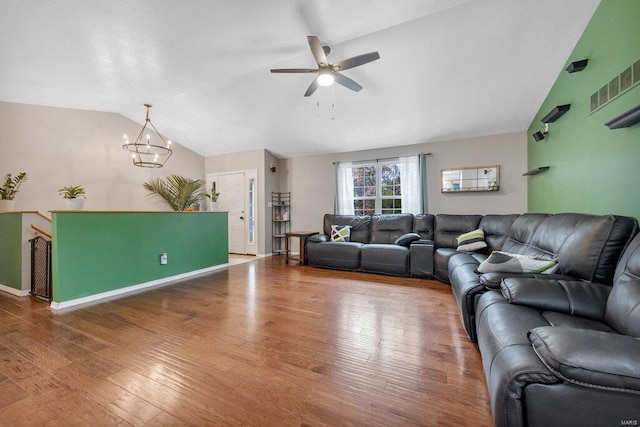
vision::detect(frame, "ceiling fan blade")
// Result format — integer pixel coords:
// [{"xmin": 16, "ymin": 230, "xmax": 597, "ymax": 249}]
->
[
  {"xmin": 334, "ymin": 72, "xmax": 363, "ymax": 92},
  {"xmin": 307, "ymin": 35, "xmax": 328, "ymax": 67},
  {"xmin": 271, "ymin": 68, "xmax": 318, "ymax": 73},
  {"xmin": 333, "ymin": 52, "xmax": 380, "ymax": 71},
  {"xmin": 304, "ymin": 77, "xmax": 320, "ymax": 97}
]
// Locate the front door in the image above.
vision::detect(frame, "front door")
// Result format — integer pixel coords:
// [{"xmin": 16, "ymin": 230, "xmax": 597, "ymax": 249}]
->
[{"xmin": 207, "ymin": 171, "xmax": 257, "ymax": 255}]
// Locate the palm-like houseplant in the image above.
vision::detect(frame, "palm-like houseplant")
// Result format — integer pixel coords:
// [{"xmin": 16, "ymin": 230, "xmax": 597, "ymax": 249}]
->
[
  {"xmin": 0, "ymin": 172, "xmax": 27, "ymax": 211},
  {"xmin": 0, "ymin": 172, "xmax": 27, "ymax": 200},
  {"xmin": 143, "ymin": 175, "xmax": 204, "ymax": 211}
]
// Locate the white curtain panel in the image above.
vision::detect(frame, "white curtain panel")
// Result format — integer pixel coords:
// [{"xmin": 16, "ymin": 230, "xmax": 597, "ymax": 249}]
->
[
  {"xmin": 335, "ymin": 161, "xmax": 355, "ymax": 215},
  {"xmin": 399, "ymin": 155, "xmax": 421, "ymax": 214}
]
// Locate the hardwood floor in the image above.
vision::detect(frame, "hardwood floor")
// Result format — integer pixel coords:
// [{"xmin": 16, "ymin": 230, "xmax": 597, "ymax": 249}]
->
[{"xmin": 0, "ymin": 256, "xmax": 493, "ymax": 426}]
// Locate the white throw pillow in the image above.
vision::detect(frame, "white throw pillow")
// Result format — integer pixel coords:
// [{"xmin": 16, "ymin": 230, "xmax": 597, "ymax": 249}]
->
[
  {"xmin": 477, "ymin": 251, "xmax": 557, "ymax": 274},
  {"xmin": 330, "ymin": 224, "xmax": 351, "ymax": 242}
]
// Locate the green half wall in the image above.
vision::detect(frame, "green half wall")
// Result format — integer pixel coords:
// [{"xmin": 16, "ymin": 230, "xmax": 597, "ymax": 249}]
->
[
  {"xmin": 527, "ymin": 0, "xmax": 640, "ymax": 218},
  {"xmin": 0, "ymin": 213, "xmax": 22, "ymax": 290},
  {"xmin": 52, "ymin": 211, "xmax": 228, "ymax": 304}
]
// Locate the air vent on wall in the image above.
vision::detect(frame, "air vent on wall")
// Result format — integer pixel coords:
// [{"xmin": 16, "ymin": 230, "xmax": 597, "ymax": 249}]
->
[{"xmin": 591, "ymin": 58, "xmax": 640, "ymax": 113}]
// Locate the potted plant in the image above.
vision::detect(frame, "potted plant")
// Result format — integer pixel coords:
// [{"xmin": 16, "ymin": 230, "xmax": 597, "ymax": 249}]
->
[
  {"xmin": 0, "ymin": 172, "xmax": 27, "ymax": 212},
  {"xmin": 143, "ymin": 175, "xmax": 204, "ymax": 211},
  {"xmin": 204, "ymin": 182, "xmax": 221, "ymax": 210},
  {"xmin": 58, "ymin": 185, "xmax": 86, "ymax": 210}
]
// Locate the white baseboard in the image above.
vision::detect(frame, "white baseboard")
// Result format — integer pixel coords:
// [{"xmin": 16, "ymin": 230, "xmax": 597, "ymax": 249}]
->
[
  {"xmin": 50, "ymin": 263, "xmax": 229, "ymax": 311},
  {"xmin": 0, "ymin": 283, "xmax": 30, "ymax": 297}
]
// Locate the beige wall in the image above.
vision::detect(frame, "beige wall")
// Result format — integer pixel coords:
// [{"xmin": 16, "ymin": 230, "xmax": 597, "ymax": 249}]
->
[
  {"xmin": 1, "ymin": 101, "xmax": 527, "ymax": 253},
  {"xmin": 204, "ymin": 148, "xmax": 279, "ymax": 255},
  {"xmin": 0, "ymin": 102, "xmax": 204, "ymax": 212},
  {"xmin": 280, "ymin": 131, "xmax": 528, "ymax": 233}
]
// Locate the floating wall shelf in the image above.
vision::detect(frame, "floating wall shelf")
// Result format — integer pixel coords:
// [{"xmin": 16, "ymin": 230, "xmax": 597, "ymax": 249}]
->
[
  {"xmin": 566, "ymin": 59, "xmax": 588, "ymax": 73},
  {"xmin": 605, "ymin": 104, "xmax": 640, "ymax": 129},
  {"xmin": 542, "ymin": 105, "xmax": 571, "ymax": 123},
  {"xmin": 523, "ymin": 166, "xmax": 550, "ymax": 176}
]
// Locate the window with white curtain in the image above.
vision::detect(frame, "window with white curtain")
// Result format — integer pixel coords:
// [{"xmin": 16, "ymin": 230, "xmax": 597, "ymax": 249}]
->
[{"xmin": 336, "ymin": 155, "xmax": 423, "ymax": 215}]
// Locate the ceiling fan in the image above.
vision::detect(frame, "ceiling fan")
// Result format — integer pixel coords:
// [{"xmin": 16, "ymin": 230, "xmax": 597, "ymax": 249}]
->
[{"xmin": 271, "ymin": 36, "xmax": 380, "ymax": 97}]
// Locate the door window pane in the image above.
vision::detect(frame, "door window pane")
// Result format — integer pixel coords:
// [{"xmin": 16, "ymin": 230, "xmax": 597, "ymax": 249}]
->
[{"xmin": 248, "ymin": 178, "xmax": 255, "ymax": 245}]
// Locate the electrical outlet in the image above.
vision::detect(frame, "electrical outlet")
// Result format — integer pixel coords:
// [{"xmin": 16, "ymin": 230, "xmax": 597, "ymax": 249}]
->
[{"xmin": 160, "ymin": 253, "xmax": 168, "ymax": 265}]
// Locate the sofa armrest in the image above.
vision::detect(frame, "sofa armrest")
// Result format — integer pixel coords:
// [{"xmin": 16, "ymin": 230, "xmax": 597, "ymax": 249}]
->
[
  {"xmin": 500, "ymin": 278, "xmax": 610, "ymax": 321},
  {"xmin": 412, "ymin": 239, "xmax": 434, "ymax": 245},
  {"xmin": 480, "ymin": 272, "xmax": 515, "ymax": 289},
  {"xmin": 409, "ymin": 240, "xmax": 434, "ymax": 278},
  {"xmin": 480, "ymin": 272, "xmax": 579, "ymax": 290},
  {"xmin": 308, "ymin": 234, "xmax": 329, "ymax": 243},
  {"xmin": 529, "ymin": 326, "xmax": 640, "ymax": 392}
]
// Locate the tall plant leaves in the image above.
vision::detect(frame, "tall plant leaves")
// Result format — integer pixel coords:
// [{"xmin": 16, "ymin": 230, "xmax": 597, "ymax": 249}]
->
[{"xmin": 143, "ymin": 175, "xmax": 204, "ymax": 211}]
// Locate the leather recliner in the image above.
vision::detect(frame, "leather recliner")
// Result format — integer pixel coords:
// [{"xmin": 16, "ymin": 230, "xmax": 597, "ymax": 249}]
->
[
  {"xmin": 448, "ymin": 213, "xmax": 638, "ymax": 341},
  {"xmin": 474, "ymin": 231, "xmax": 640, "ymax": 427}
]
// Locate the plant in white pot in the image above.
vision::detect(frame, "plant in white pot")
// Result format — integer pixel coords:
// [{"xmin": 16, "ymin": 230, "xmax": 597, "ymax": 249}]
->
[
  {"xmin": 58, "ymin": 185, "xmax": 86, "ymax": 210},
  {"xmin": 0, "ymin": 172, "xmax": 27, "ymax": 212},
  {"xmin": 204, "ymin": 182, "xmax": 221, "ymax": 211}
]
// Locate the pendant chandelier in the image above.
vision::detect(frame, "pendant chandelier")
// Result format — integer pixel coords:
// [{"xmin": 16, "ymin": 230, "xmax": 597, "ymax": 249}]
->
[{"xmin": 123, "ymin": 104, "xmax": 173, "ymax": 168}]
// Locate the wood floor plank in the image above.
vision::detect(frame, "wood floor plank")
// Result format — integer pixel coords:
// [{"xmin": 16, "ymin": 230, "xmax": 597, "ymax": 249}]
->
[
  {"xmin": 0, "ymin": 256, "xmax": 493, "ymax": 426},
  {"xmin": 0, "ymin": 396, "xmax": 69, "ymax": 427},
  {"xmin": 85, "ymin": 379, "xmax": 165, "ymax": 426},
  {"xmin": 145, "ymin": 411, "xmax": 191, "ymax": 426},
  {"xmin": 0, "ymin": 332, "xmax": 72, "ymax": 373},
  {"xmin": 0, "ymin": 372, "xmax": 27, "ymax": 409},
  {"xmin": 45, "ymin": 390, "xmax": 126, "ymax": 426}
]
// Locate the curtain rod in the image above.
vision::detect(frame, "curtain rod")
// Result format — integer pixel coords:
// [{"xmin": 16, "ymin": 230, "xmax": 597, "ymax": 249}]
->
[{"xmin": 333, "ymin": 152, "xmax": 431, "ymax": 165}]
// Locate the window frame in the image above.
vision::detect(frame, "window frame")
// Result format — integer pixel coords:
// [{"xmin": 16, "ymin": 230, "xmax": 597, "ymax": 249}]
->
[{"xmin": 351, "ymin": 160, "xmax": 402, "ymax": 215}]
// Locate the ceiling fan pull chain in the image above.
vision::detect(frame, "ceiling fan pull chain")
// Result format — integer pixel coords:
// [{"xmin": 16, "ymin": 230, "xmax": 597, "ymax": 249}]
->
[{"xmin": 316, "ymin": 100, "xmax": 320, "ymax": 120}]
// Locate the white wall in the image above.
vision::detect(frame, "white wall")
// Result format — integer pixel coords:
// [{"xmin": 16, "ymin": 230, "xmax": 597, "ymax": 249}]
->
[
  {"xmin": 0, "ymin": 102, "xmax": 205, "ymax": 212},
  {"xmin": 280, "ymin": 131, "xmax": 528, "ymax": 233}
]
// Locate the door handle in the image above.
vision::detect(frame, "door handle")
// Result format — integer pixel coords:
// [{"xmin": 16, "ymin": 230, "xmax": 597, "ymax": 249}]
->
[{"xmin": 240, "ymin": 216, "xmax": 244, "ymax": 220}]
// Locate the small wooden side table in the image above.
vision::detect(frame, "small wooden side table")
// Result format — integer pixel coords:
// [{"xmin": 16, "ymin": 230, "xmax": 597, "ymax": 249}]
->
[{"xmin": 284, "ymin": 231, "xmax": 317, "ymax": 265}]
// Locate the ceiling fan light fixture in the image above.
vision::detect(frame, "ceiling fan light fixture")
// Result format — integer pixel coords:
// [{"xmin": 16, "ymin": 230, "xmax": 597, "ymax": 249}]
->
[
  {"xmin": 271, "ymin": 36, "xmax": 380, "ymax": 96},
  {"xmin": 317, "ymin": 70, "xmax": 334, "ymax": 87}
]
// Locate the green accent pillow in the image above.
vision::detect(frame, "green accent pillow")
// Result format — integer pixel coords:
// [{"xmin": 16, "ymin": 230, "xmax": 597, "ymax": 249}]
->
[
  {"xmin": 457, "ymin": 228, "xmax": 487, "ymax": 251},
  {"xmin": 477, "ymin": 251, "xmax": 558, "ymax": 274},
  {"xmin": 330, "ymin": 224, "xmax": 351, "ymax": 242}
]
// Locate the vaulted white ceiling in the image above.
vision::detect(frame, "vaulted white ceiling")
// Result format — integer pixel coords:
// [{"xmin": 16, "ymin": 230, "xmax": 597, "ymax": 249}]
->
[{"xmin": 0, "ymin": 0, "xmax": 600, "ymax": 158}]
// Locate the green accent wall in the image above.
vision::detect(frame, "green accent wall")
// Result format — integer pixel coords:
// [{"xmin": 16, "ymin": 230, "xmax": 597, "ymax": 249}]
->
[
  {"xmin": 0, "ymin": 213, "xmax": 22, "ymax": 290},
  {"xmin": 527, "ymin": 0, "xmax": 640, "ymax": 217},
  {"xmin": 52, "ymin": 212, "xmax": 228, "ymax": 303}
]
